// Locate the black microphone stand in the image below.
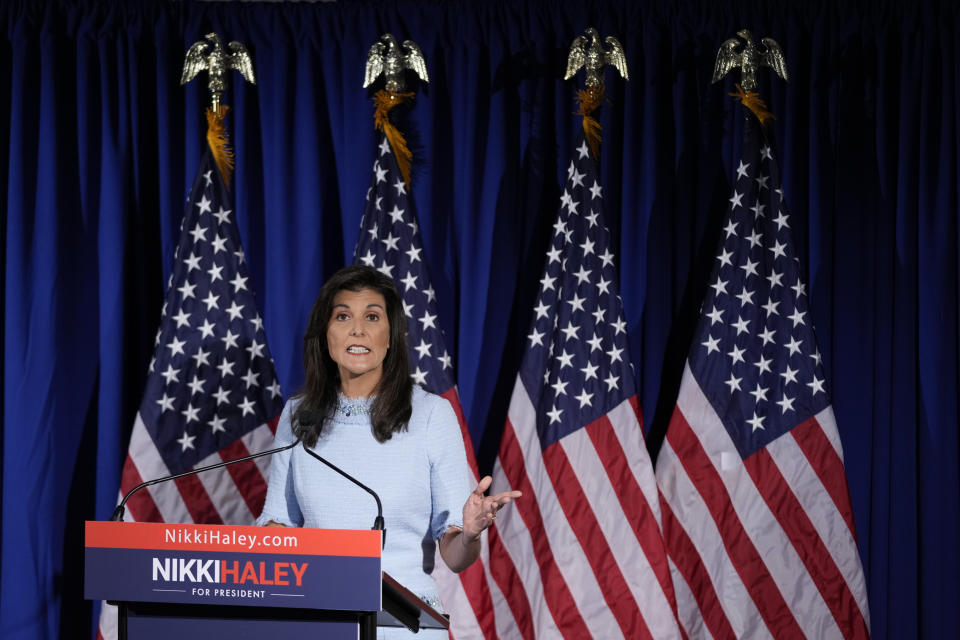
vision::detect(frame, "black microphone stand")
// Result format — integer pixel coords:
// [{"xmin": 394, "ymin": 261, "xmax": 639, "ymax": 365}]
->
[{"xmin": 301, "ymin": 442, "xmax": 387, "ymax": 548}]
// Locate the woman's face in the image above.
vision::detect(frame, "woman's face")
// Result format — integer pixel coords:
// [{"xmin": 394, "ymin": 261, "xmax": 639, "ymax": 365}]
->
[{"xmin": 326, "ymin": 287, "xmax": 391, "ymax": 392}]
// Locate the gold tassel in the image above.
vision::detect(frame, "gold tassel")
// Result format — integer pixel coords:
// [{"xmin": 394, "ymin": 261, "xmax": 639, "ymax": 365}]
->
[
  {"xmin": 373, "ymin": 90, "xmax": 415, "ymax": 188},
  {"xmin": 577, "ymin": 86, "xmax": 604, "ymax": 160},
  {"xmin": 729, "ymin": 84, "xmax": 775, "ymax": 125},
  {"xmin": 206, "ymin": 105, "xmax": 235, "ymax": 189}
]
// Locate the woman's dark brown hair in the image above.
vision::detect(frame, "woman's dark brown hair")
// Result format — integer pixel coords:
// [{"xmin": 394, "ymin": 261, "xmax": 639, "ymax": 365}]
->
[{"xmin": 293, "ymin": 265, "xmax": 412, "ymax": 446}]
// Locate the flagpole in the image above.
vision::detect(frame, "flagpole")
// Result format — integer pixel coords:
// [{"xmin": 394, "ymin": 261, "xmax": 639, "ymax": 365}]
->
[
  {"xmin": 355, "ymin": 33, "xmax": 503, "ymax": 639},
  {"xmin": 485, "ymin": 28, "xmax": 684, "ymax": 639},
  {"xmin": 96, "ymin": 34, "xmax": 282, "ymax": 640},
  {"xmin": 655, "ymin": 30, "xmax": 871, "ymax": 638}
]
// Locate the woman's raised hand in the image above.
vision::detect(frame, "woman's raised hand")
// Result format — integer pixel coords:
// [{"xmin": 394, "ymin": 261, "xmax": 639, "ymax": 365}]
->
[{"xmin": 461, "ymin": 475, "xmax": 522, "ymax": 541}]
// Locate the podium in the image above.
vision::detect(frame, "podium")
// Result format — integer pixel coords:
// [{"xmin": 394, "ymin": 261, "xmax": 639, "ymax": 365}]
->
[{"xmin": 85, "ymin": 521, "xmax": 448, "ymax": 639}]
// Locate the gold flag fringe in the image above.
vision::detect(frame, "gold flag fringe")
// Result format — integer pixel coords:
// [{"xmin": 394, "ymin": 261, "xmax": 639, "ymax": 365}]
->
[
  {"xmin": 577, "ymin": 86, "xmax": 604, "ymax": 161},
  {"xmin": 373, "ymin": 90, "xmax": 415, "ymax": 188},
  {"xmin": 729, "ymin": 84, "xmax": 775, "ymax": 125},
  {"xmin": 206, "ymin": 105, "xmax": 235, "ymax": 189}
]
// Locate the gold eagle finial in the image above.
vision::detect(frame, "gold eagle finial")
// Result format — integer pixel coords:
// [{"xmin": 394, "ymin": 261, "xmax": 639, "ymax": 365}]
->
[
  {"xmin": 564, "ymin": 27, "xmax": 629, "ymax": 89},
  {"xmin": 712, "ymin": 29, "xmax": 788, "ymax": 92},
  {"xmin": 363, "ymin": 33, "xmax": 429, "ymax": 94},
  {"xmin": 181, "ymin": 33, "xmax": 256, "ymax": 113}
]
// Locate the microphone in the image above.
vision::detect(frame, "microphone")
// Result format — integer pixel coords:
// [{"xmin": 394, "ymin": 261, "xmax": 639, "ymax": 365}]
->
[
  {"xmin": 110, "ymin": 437, "xmax": 302, "ymax": 522},
  {"xmin": 300, "ymin": 442, "xmax": 387, "ymax": 548}
]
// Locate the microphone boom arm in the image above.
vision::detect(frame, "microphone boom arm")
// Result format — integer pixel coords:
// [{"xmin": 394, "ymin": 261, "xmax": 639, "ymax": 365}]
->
[
  {"xmin": 110, "ymin": 437, "xmax": 302, "ymax": 522},
  {"xmin": 301, "ymin": 442, "xmax": 386, "ymax": 547}
]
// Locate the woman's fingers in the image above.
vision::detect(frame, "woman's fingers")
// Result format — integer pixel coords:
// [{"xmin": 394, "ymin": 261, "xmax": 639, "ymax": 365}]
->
[
  {"xmin": 473, "ymin": 475, "xmax": 493, "ymax": 496},
  {"xmin": 472, "ymin": 478, "xmax": 520, "ymax": 502},
  {"xmin": 465, "ymin": 478, "xmax": 522, "ymax": 529}
]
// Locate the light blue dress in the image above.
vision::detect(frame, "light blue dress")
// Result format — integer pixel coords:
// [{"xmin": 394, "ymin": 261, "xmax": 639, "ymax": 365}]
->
[{"xmin": 257, "ymin": 386, "xmax": 471, "ymax": 637}]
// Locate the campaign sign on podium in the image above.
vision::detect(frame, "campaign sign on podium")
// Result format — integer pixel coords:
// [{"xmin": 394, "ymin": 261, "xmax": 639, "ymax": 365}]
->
[{"xmin": 86, "ymin": 521, "xmax": 383, "ymax": 639}]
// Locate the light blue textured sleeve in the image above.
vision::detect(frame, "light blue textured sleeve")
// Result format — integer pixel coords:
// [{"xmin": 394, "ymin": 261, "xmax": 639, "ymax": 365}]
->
[
  {"xmin": 426, "ymin": 394, "xmax": 472, "ymax": 540},
  {"xmin": 255, "ymin": 399, "xmax": 304, "ymax": 527}
]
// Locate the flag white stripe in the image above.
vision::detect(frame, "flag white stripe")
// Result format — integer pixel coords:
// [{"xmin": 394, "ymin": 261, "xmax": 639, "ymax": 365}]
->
[
  {"xmin": 127, "ymin": 414, "xmax": 191, "ymax": 523},
  {"xmin": 241, "ymin": 422, "xmax": 278, "ymax": 478},
  {"xmin": 144, "ymin": 471, "xmax": 192, "ymax": 522},
  {"xmin": 559, "ymin": 427, "xmax": 681, "ymax": 638},
  {"xmin": 507, "ymin": 381, "xmax": 624, "ymax": 639},
  {"xmin": 771, "ymin": 426, "xmax": 871, "ymax": 623},
  {"xmin": 657, "ymin": 438, "xmax": 772, "ymax": 640},
  {"xmin": 813, "ymin": 405, "xmax": 845, "ymax": 462},
  {"xmin": 484, "ymin": 565, "xmax": 519, "ymax": 640},
  {"xmin": 192, "ymin": 456, "xmax": 252, "ymax": 524},
  {"xmin": 811, "ymin": 406, "xmax": 870, "ymax": 628},
  {"xmin": 432, "ymin": 549, "xmax": 483, "ymax": 639},
  {"xmin": 605, "ymin": 400, "xmax": 662, "ymax": 516},
  {"xmin": 491, "ymin": 456, "xmax": 563, "ymax": 639},
  {"xmin": 667, "ymin": 557, "xmax": 716, "ymax": 640},
  {"xmin": 97, "ymin": 603, "xmax": 118, "ymax": 640},
  {"xmin": 480, "ymin": 527, "xmax": 522, "ymax": 640},
  {"xmin": 677, "ymin": 364, "xmax": 843, "ymax": 639}
]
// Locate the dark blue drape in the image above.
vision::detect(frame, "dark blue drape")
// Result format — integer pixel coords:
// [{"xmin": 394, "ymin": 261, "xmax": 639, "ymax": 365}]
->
[{"xmin": 1, "ymin": 1, "xmax": 957, "ymax": 638}]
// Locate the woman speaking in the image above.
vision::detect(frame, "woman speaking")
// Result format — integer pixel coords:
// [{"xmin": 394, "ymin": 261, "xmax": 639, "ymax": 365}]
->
[{"xmin": 257, "ymin": 265, "xmax": 520, "ymax": 637}]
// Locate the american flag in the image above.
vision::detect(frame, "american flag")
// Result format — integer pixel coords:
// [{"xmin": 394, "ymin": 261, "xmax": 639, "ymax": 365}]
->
[
  {"xmin": 487, "ymin": 135, "xmax": 683, "ymax": 639},
  {"xmin": 97, "ymin": 147, "xmax": 284, "ymax": 639},
  {"xmin": 353, "ymin": 135, "xmax": 497, "ymax": 638},
  {"xmin": 654, "ymin": 113, "xmax": 871, "ymax": 639}
]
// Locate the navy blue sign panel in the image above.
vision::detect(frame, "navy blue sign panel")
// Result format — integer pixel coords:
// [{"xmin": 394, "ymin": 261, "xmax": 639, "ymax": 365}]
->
[{"xmin": 85, "ymin": 548, "xmax": 380, "ymax": 611}]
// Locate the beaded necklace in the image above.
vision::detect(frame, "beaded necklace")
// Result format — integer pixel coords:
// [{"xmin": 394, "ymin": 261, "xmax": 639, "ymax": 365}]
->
[{"xmin": 336, "ymin": 394, "xmax": 373, "ymax": 418}]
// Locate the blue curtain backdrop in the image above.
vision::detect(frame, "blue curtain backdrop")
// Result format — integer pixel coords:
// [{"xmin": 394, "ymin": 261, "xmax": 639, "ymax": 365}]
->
[{"xmin": 1, "ymin": 0, "xmax": 957, "ymax": 638}]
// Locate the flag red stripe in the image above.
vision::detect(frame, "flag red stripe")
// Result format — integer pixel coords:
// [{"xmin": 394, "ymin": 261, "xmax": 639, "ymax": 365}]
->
[
  {"xmin": 441, "ymin": 388, "xmax": 480, "ymax": 477},
  {"xmin": 218, "ymin": 437, "xmax": 268, "ymax": 518},
  {"xmin": 667, "ymin": 409, "xmax": 804, "ymax": 638},
  {"xmin": 266, "ymin": 414, "xmax": 279, "ymax": 435},
  {"xmin": 791, "ymin": 418, "xmax": 859, "ymax": 540},
  {"xmin": 119, "ymin": 455, "xmax": 163, "ymax": 522},
  {"xmin": 173, "ymin": 474, "xmax": 223, "ymax": 524},
  {"xmin": 628, "ymin": 395, "xmax": 644, "ymax": 430},
  {"xmin": 585, "ymin": 415, "xmax": 679, "ymax": 614},
  {"xmin": 498, "ymin": 420, "xmax": 591, "ymax": 638},
  {"xmin": 488, "ymin": 525, "xmax": 536, "ymax": 640},
  {"xmin": 457, "ymin": 557, "xmax": 497, "ymax": 638},
  {"xmin": 744, "ymin": 447, "xmax": 870, "ymax": 639},
  {"xmin": 542, "ymin": 438, "xmax": 652, "ymax": 639},
  {"xmin": 659, "ymin": 491, "xmax": 738, "ymax": 640}
]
